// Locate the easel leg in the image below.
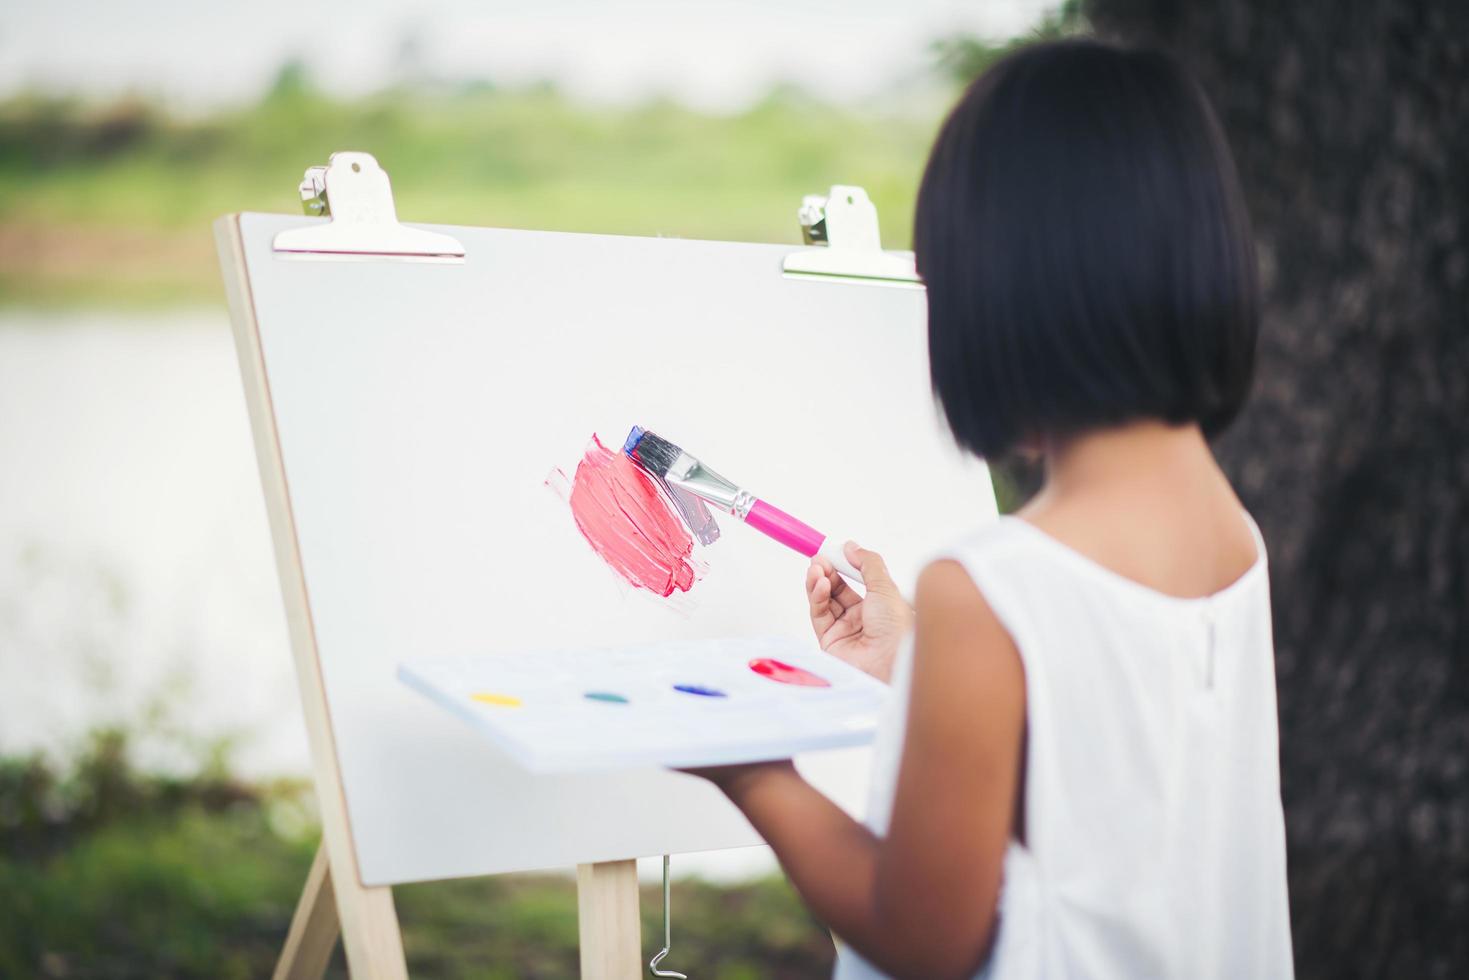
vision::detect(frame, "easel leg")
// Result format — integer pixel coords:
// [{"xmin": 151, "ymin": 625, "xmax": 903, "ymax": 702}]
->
[
  {"xmin": 274, "ymin": 839, "xmax": 409, "ymax": 980},
  {"xmin": 329, "ymin": 848, "xmax": 408, "ymax": 980},
  {"xmin": 576, "ymin": 859, "xmax": 642, "ymax": 980},
  {"xmin": 274, "ymin": 843, "xmax": 340, "ymax": 980},
  {"xmin": 222, "ymin": 218, "xmax": 409, "ymax": 980}
]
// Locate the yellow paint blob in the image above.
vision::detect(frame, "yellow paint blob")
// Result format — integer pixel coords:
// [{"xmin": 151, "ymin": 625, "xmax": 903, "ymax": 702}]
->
[{"xmin": 471, "ymin": 691, "xmax": 522, "ymax": 708}]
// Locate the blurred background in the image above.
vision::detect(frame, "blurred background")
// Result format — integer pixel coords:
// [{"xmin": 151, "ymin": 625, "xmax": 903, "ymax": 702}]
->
[{"xmin": 1, "ymin": 0, "xmax": 1464, "ymax": 977}]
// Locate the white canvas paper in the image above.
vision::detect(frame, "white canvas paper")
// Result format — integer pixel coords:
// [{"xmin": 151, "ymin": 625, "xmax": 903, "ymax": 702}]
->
[{"xmin": 230, "ymin": 212, "xmax": 998, "ymax": 884}]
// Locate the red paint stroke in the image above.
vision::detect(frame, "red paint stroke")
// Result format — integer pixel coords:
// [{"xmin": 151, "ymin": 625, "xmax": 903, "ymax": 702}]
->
[
  {"xmin": 565, "ymin": 435, "xmax": 698, "ymax": 597},
  {"xmin": 749, "ymin": 658, "xmax": 831, "ymax": 688}
]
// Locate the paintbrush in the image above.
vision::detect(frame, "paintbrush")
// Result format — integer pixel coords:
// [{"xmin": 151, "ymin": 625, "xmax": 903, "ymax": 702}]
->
[{"xmin": 623, "ymin": 426, "xmax": 863, "ymax": 584}]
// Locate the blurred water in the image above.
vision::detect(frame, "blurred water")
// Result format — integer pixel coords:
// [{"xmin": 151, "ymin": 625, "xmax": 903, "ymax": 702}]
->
[
  {"xmin": 0, "ymin": 310, "xmax": 789, "ymax": 880},
  {"xmin": 0, "ymin": 311, "xmax": 299, "ymax": 775}
]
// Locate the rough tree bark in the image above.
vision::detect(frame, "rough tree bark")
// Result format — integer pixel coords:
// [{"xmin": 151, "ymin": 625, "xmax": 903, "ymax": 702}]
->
[{"xmin": 1082, "ymin": 1, "xmax": 1469, "ymax": 975}]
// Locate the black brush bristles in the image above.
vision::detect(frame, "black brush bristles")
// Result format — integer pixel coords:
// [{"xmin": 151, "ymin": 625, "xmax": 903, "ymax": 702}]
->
[{"xmin": 625, "ymin": 427, "xmax": 685, "ymax": 477}]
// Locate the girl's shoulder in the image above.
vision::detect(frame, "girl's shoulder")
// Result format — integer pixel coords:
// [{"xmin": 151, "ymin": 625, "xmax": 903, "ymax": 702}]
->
[
  {"xmin": 932, "ymin": 511, "xmax": 1270, "ymax": 622},
  {"xmin": 924, "ymin": 518, "xmax": 1060, "ymax": 642},
  {"xmin": 935, "ymin": 515, "xmax": 1062, "ymax": 575}
]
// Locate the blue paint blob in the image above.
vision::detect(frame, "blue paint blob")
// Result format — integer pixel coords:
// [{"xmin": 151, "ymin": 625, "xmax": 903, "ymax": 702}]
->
[
  {"xmin": 622, "ymin": 425, "xmax": 646, "ymax": 456},
  {"xmin": 673, "ymin": 683, "xmax": 727, "ymax": 698},
  {"xmin": 585, "ymin": 691, "xmax": 630, "ymax": 704}
]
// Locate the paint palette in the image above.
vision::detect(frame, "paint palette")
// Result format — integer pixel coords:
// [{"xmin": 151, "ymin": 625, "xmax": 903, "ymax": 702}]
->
[{"xmin": 398, "ymin": 636, "xmax": 890, "ymax": 773}]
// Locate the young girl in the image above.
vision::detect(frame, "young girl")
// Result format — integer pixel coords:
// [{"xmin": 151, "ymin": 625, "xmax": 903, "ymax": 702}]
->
[{"xmin": 686, "ymin": 40, "xmax": 1293, "ymax": 979}]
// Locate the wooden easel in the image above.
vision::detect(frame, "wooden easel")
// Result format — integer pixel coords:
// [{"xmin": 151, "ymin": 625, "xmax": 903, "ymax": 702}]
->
[
  {"xmin": 269, "ymin": 847, "xmax": 640, "ymax": 979},
  {"xmin": 217, "ymin": 211, "xmax": 644, "ymax": 980},
  {"xmin": 215, "ymin": 153, "xmax": 939, "ymax": 978}
]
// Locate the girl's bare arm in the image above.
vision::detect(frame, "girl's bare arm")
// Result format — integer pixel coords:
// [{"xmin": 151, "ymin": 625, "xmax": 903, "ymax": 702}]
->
[{"xmin": 707, "ymin": 560, "xmax": 1026, "ymax": 980}]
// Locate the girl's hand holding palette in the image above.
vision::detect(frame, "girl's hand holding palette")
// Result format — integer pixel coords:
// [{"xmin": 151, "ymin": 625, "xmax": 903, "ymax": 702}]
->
[{"xmin": 398, "ymin": 636, "xmax": 889, "ymax": 773}]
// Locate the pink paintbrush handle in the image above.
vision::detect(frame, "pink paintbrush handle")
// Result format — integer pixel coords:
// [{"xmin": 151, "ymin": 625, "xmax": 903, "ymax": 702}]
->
[{"xmin": 745, "ymin": 499, "xmax": 863, "ymax": 584}]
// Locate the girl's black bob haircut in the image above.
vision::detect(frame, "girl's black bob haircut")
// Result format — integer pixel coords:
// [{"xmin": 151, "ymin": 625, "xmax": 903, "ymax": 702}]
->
[{"xmin": 915, "ymin": 39, "xmax": 1260, "ymax": 460}]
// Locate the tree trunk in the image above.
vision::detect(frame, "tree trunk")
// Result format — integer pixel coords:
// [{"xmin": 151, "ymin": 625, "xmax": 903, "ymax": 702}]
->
[{"xmin": 1082, "ymin": 1, "xmax": 1469, "ymax": 975}]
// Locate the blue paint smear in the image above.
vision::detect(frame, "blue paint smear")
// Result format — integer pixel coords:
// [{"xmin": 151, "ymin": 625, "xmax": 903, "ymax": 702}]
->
[
  {"xmin": 622, "ymin": 425, "xmax": 646, "ymax": 456},
  {"xmin": 673, "ymin": 683, "xmax": 727, "ymax": 698}
]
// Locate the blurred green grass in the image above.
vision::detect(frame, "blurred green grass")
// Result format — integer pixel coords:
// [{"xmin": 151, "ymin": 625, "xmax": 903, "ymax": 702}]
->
[
  {"xmin": 0, "ymin": 79, "xmax": 943, "ymax": 309},
  {"xmin": 1, "ymin": 810, "xmax": 833, "ymax": 978},
  {"xmin": 0, "ymin": 730, "xmax": 835, "ymax": 979}
]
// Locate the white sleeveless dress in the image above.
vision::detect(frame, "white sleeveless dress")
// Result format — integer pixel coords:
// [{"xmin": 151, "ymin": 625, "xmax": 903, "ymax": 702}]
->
[{"xmin": 834, "ymin": 515, "xmax": 1294, "ymax": 979}]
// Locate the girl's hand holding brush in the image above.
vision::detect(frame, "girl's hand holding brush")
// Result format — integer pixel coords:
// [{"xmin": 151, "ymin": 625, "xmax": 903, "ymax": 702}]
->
[{"xmin": 805, "ymin": 542, "xmax": 911, "ymax": 683}]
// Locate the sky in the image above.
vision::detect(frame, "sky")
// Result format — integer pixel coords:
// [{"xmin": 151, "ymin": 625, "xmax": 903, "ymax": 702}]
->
[{"xmin": 0, "ymin": 0, "xmax": 1053, "ymax": 111}]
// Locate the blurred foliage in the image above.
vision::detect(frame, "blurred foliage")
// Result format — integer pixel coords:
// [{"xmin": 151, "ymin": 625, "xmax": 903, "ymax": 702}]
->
[
  {"xmin": 0, "ymin": 72, "xmax": 942, "ymax": 309},
  {"xmin": 931, "ymin": 0, "xmax": 1087, "ymax": 84},
  {"xmin": 0, "ymin": 727, "xmax": 261, "ymax": 859},
  {"xmin": 0, "ymin": 3, "xmax": 1094, "ymax": 309},
  {"xmin": 0, "ymin": 729, "xmax": 834, "ymax": 978}
]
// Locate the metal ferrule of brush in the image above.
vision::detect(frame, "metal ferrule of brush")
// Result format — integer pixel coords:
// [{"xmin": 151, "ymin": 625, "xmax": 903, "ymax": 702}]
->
[
  {"xmin": 665, "ymin": 455, "xmax": 747, "ymax": 517},
  {"xmin": 731, "ymin": 489, "xmax": 757, "ymax": 520}
]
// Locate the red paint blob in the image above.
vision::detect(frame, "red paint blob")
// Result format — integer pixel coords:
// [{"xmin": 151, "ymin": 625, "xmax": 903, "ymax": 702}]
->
[
  {"xmin": 749, "ymin": 658, "xmax": 831, "ymax": 688},
  {"xmin": 567, "ymin": 435, "xmax": 698, "ymax": 597}
]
